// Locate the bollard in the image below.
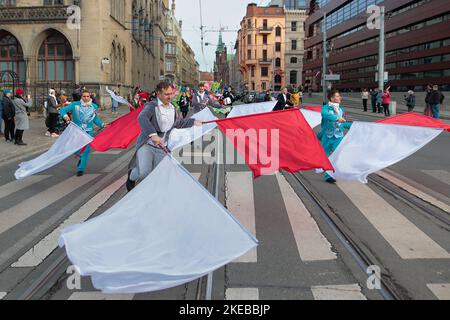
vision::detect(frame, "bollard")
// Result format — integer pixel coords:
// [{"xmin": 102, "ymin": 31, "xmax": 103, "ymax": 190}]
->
[{"xmin": 390, "ymin": 101, "xmax": 397, "ymax": 116}]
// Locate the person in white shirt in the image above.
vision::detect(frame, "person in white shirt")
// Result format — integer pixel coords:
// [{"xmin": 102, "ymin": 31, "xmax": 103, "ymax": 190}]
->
[{"xmin": 126, "ymin": 82, "xmax": 203, "ymax": 192}]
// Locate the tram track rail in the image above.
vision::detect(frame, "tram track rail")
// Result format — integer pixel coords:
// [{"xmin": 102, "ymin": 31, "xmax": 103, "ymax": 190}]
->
[{"xmin": 290, "ymin": 172, "xmax": 402, "ymax": 300}]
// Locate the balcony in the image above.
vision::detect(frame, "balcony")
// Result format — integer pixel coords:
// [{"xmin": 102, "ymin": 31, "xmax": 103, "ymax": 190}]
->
[
  {"xmin": 259, "ymin": 59, "xmax": 272, "ymax": 65},
  {"xmin": 245, "ymin": 59, "xmax": 258, "ymax": 65},
  {"xmin": 0, "ymin": 6, "xmax": 73, "ymax": 24},
  {"xmin": 258, "ymin": 27, "xmax": 273, "ymax": 34}
]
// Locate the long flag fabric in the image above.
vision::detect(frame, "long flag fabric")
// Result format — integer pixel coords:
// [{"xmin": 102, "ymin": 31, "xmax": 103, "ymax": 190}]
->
[
  {"xmin": 168, "ymin": 107, "xmax": 218, "ymax": 151},
  {"xmin": 227, "ymin": 101, "xmax": 275, "ymax": 118},
  {"xmin": 376, "ymin": 112, "xmax": 450, "ymax": 132},
  {"xmin": 216, "ymin": 108, "xmax": 334, "ymax": 178},
  {"xmin": 106, "ymin": 87, "xmax": 132, "ymax": 107},
  {"xmin": 90, "ymin": 106, "xmax": 144, "ymax": 152},
  {"xmin": 15, "ymin": 123, "xmax": 93, "ymax": 180},
  {"xmin": 59, "ymin": 155, "xmax": 258, "ymax": 294},
  {"xmin": 301, "ymin": 109, "xmax": 322, "ymax": 129},
  {"xmin": 327, "ymin": 122, "xmax": 443, "ymax": 183}
]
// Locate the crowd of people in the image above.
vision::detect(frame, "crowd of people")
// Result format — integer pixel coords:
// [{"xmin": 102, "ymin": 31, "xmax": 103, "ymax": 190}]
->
[{"xmin": 361, "ymin": 84, "xmax": 445, "ymax": 119}]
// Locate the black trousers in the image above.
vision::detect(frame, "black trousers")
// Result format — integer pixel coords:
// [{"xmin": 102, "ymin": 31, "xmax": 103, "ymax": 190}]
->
[
  {"xmin": 383, "ymin": 103, "xmax": 391, "ymax": 117},
  {"xmin": 48, "ymin": 113, "xmax": 60, "ymax": 134},
  {"xmin": 15, "ymin": 129, "xmax": 24, "ymax": 143},
  {"xmin": 3, "ymin": 118, "xmax": 15, "ymax": 141},
  {"xmin": 182, "ymin": 111, "xmax": 188, "ymax": 119},
  {"xmin": 371, "ymin": 101, "xmax": 377, "ymax": 113},
  {"xmin": 363, "ymin": 99, "xmax": 368, "ymax": 111}
]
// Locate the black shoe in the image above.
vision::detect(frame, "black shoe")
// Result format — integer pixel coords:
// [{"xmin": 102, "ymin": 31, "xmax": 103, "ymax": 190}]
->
[
  {"xmin": 126, "ymin": 169, "xmax": 136, "ymax": 192},
  {"xmin": 326, "ymin": 177, "xmax": 337, "ymax": 184},
  {"xmin": 77, "ymin": 171, "xmax": 84, "ymax": 177},
  {"xmin": 16, "ymin": 141, "xmax": 27, "ymax": 146}
]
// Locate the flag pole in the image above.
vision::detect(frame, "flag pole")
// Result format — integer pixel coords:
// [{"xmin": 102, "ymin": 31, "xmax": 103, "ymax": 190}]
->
[{"xmin": 206, "ymin": 126, "xmax": 220, "ymax": 301}]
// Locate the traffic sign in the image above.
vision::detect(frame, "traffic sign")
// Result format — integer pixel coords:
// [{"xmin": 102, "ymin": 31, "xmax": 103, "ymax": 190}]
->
[{"xmin": 324, "ymin": 74, "xmax": 340, "ymax": 81}]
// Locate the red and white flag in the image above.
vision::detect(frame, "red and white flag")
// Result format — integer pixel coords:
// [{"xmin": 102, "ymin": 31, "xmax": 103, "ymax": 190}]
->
[
  {"xmin": 327, "ymin": 113, "xmax": 450, "ymax": 183},
  {"xmin": 216, "ymin": 108, "xmax": 333, "ymax": 178}
]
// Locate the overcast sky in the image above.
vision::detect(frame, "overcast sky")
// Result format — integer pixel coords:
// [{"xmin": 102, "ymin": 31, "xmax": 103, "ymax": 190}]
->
[{"xmin": 175, "ymin": 0, "xmax": 272, "ymax": 72}]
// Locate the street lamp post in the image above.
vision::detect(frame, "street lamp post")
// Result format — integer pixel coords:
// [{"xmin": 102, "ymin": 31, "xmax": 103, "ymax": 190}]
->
[
  {"xmin": 378, "ymin": 6, "xmax": 386, "ymax": 91},
  {"xmin": 322, "ymin": 12, "xmax": 327, "ymax": 105}
]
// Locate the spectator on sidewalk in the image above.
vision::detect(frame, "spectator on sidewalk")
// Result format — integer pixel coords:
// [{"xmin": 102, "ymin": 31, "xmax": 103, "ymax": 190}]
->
[
  {"xmin": 424, "ymin": 84, "xmax": 433, "ymax": 117},
  {"xmin": 0, "ymin": 88, "xmax": 4, "ymax": 136},
  {"xmin": 2, "ymin": 89, "xmax": 15, "ymax": 143},
  {"xmin": 376, "ymin": 89, "xmax": 383, "ymax": 114},
  {"xmin": 12, "ymin": 88, "xmax": 32, "ymax": 146},
  {"xmin": 405, "ymin": 90, "xmax": 416, "ymax": 112},
  {"xmin": 370, "ymin": 88, "xmax": 377, "ymax": 113},
  {"xmin": 429, "ymin": 85, "xmax": 445, "ymax": 119},
  {"xmin": 382, "ymin": 87, "xmax": 391, "ymax": 117},
  {"xmin": 46, "ymin": 89, "xmax": 60, "ymax": 138},
  {"xmin": 72, "ymin": 85, "xmax": 82, "ymax": 102},
  {"xmin": 111, "ymin": 90, "xmax": 119, "ymax": 115},
  {"xmin": 361, "ymin": 88, "xmax": 369, "ymax": 112}
]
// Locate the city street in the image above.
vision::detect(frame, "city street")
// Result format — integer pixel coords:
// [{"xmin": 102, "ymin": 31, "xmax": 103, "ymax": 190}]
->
[
  {"xmin": 0, "ymin": 101, "xmax": 448, "ymax": 301},
  {"xmin": 1, "ymin": 0, "xmax": 450, "ymax": 306}
]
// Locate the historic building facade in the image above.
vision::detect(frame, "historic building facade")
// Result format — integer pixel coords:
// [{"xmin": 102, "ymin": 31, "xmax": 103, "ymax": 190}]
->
[
  {"xmin": 236, "ymin": 3, "xmax": 286, "ymax": 92},
  {"xmin": 0, "ymin": 0, "xmax": 169, "ymax": 110},
  {"xmin": 284, "ymin": 7, "xmax": 307, "ymax": 88}
]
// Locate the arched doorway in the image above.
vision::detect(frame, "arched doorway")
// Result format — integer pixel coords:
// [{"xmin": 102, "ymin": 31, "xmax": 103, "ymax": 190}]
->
[{"xmin": 0, "ymin": 30, "xmax": 25, "ymax": 90}]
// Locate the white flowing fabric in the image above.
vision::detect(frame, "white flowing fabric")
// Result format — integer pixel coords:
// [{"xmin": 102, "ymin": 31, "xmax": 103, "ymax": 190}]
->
[
  {"xmin": 15, "ymin": 123, "xmax": 93, "ymax": 180},
  {"xmin": 327, "ymin": 122, "xmax": 443, "ymax": 183},
  {"xmin": 301, "ymin": 109, "xmax": 322, "ymax": 129},
  {"xmin": 106, "ymin": 87, "xmax": 132, "ymax": 107},
  {"xmin": 59, "ymin": 156, "xmax": 258, "ymax": 294},
  {"xmin": 227, "ymin": 101, "xmax": 276, "ymax": 118},
  {"xmin": 167, "ymin": 107, "xmax": 218, "ymax": 150}
]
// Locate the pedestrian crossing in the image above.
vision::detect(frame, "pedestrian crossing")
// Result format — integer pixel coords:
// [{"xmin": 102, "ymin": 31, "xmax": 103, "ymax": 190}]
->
[
  {"xmin": 0, "ymin": 162, "xmax": 449, "ymax": 300},
  {"xmin": 0, "ymin": 174, "xmax": 100, "ymax": 235},
  {"xmin": 337, "ymin": 181, "xmax": 450, "ymax": 260}
]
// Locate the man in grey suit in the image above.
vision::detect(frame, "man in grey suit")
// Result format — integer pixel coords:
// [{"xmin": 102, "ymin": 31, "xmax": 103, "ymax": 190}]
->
[
  {"xmin": 126, "ymin": 82, "xmax": 203, "ymax": 192},
  {"xmin": 191, "ymin": 83, "xmax": 217, "ymax": 114}
]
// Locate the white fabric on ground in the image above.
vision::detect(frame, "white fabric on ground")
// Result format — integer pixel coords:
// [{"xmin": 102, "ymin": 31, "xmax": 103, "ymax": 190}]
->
[
  {"xmin": 15, "ymin": 123, "xmax": 93, "ymax": 180},
  {"xmin": 59, "ymin": 156, "xmax": 258, "ymax": 294},
  {"xmin": 167, "ymin": 107, "xmax": 218, "ymax": 150},
  {"xmin": 327, "ymin": 122, "xmax": 443, "ymax": 183}
]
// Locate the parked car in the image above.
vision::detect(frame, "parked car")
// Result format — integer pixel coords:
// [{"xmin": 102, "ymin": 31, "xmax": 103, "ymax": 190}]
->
[
  {"xmin": 255, "ymin": 92, "xmax": 266, "ymax": 103},
  {"xmin": 243, "ymin": 91, "xmax": 256, "ymax": 104}
]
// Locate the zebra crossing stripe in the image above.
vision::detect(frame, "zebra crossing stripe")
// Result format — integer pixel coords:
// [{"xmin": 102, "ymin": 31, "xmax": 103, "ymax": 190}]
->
[
  {"xmin": 68, "ymin": 292, "xmax": 134, "ymax": 300},
  {"xmin": 11, "ymin": 176, "xmax": 127, "ymax": 268},
  {"xmin": 226, "ymin": 288, "xmax": 259, "ymax": 300},
  {"xmin": 338, "ymin": 181, "xmax": 450, "ymax": 259},
  {"xmin": 0, "ymin": 174, "xmax": 100, "ymax": 236},
  {"xmin": 276, "ymin": 173, "xmax": 337, "ymax": 261},
  {"xmin": 427, "ymin": 283, "xmax": 450, "ymax": 300},
  {"xmin": 311, "ymin": 284, "xmax": 367, "ymax": 300},
  {"xmin": 226, "ymin": 172, "xmax": 258, "ymax": 263},
  {"xmin": 0, "ymin": 175, "xmax": 50, "ymax": 199}
]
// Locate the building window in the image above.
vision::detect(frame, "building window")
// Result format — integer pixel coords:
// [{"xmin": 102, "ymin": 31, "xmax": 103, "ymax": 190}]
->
[
  {"xmin": 275, "ymin": 58, "xmax": 281, "ymax": 67},
  {"xmin": 290, "ymin": 70, "xmax": 298, "ymax": 85},
  {"xmin": 276, "ymin": 42, "xmax": 281, "ymax": 52},
  {"xmin": 248, "ymin": 36, "xmax": 251, "ymax": 45},
  {"xmin": 261, "ymin": 67, "xmax": 269, "ymax": 77},
  {"xmin": 291, "ymin": 21, "xmax": 297, "ymax": 32},
  {"xmin": 263, "ymin": 34, "xmax": 268, "ymax": 45},
  {"xmin": 251, "ymin": 66, "xmax": 255, "ymax": 77},
  {"xmin": 38, "ymin": 31, "xmax": 74, "ymax": 82},
  {"xmin": 262, "ymin": 82, "xmax": 266, "ymax": 90},
  {"xmin": 252, "ymin": 82, "xmax": 255, "ymax": 91},
  {"xmin": 291, "ymin": 40, "xmax": 297, "ymax": 51},
  {"xmin": 262, "ymin": 49, "xmax": 268, "ymax": 60},
  {"xmin": 276, "ymin": 26, "xmax": 282, "ymax": 37},
  {"xmin": 290, "ymin": 57, "xmax": 298, "ymax": 64},
  {"xmin": 247, "ymin": 49, "xmax": 251, "ymax": 59},
  {"xmin": 0, "ymin": 31, "xmax": 25, "ymax": 82}
]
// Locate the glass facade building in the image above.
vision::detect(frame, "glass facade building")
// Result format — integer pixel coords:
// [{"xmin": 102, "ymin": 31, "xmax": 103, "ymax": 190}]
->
[{"xmin": 303, "ymin": 0, "xmax": 450, "ymax": 92}]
